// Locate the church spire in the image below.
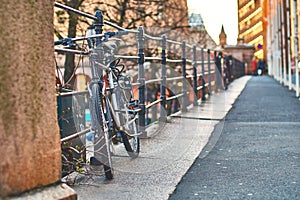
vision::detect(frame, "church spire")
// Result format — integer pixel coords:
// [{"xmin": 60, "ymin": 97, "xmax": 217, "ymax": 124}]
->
[
  {"xmin": 219, "ymin": 24, "xmax": 227, "ymax": 48},
  {"xmin": 221, "ymin": 25, "xmax": 225, "ymax": 34}
]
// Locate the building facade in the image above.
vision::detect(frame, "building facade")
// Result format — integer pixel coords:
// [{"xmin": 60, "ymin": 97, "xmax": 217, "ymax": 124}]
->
[
  {"xmin": 238, "ymin": 0, "xmax": 267, "ymax": 59},
  {"xmin": 188, "ymin": 13, "xmax": 217, "ymax": 49},
  {"xmin": 54, "ymin": 0, "xmax": 218, "ymax": 47},
  {"xmin": 266, "ymin": 0, "xmax": 300, "ymax": 96}
]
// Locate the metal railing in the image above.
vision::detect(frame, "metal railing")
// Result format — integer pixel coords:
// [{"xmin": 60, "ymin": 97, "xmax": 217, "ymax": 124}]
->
[{"xmin": 54, "ymin": 2, "xmax": 243, "ymax": 143}]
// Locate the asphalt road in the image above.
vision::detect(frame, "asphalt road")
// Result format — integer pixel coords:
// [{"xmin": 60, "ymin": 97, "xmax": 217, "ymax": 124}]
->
[{"xmin": 169, "ymin": 76, "xmax": 300, "ymax": 199}]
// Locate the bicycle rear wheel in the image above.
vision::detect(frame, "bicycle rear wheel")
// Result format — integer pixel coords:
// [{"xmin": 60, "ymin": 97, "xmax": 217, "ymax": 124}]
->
[
  {"xmin": 115, "ymin": 86, "xmax": 140, "ymax": 158},
  {"xmin": 90, "ymin": 83, "xmax": 113, "ymax": 180},
  {"xmin": 121, "ymin": 120, "xmax": 140, "ymax": 158}
]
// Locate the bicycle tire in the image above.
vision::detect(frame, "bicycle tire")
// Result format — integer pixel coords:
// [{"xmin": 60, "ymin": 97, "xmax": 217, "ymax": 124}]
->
[
  {"xmin": 121, "ymin": 122, "xmax": 140, "ymax": 158},
  {"xmin": 115, "ymin": 87, "xmax": 140, "ymax": 158},
  {"xmin": 90, "ymin": 83, "xmax": 113, "ymax": 180}
]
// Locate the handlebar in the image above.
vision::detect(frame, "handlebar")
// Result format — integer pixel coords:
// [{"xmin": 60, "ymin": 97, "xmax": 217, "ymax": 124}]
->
[
  {"xmin": 103, "ymin": 31, "xmax": 128, "ymax": 41},
  {"xmin": 54, "ymin": 31, "xmax": 128, "ymax": 46},
  {"xmin": 54, "ymin": 38, "xmax": 73, "ymax": 46}
]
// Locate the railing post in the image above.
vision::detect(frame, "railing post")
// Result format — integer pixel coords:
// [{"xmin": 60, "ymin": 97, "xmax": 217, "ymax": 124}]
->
[
  {"xmin": 94, "ymin": 10, "xmax": 104, "ymax": 78},
  {"xmin": 159, "ymin": 34, "xmax": 167, "ymax": 122},
  {"xmin": 181, "ymin": 41, "xmax": 188, "ymax": 112},
  {"xmin": 214, "ymin": 51, "xmax": 217, "ymax": 92},
  {"xmin": 294, "ymin": 0, "xmax": 299, "ymax": 97},
  {"xmin": 94, "ymin": 10, "xmax": 103, "ymax": 46},
  {"xmin": 145, "ymin": 82, "xmax": 149, "ymax": 124},
  {"xmin": 137, "ymin": 26, "xmax": 146, "ymax": 135},
  {"xmin": 296, "ymin": 62, "xmax": 299, "ymax": 97},
  {"xmin": 193, "ymin": 45, "xmax": 198, "ymax": 106},
  {"xmin": 207, "ymin": 49, "xmax": 212, "ymax": 94},
  {"xmin": 228, "ymin": 55, "xmax": 233, "ymax": 83},
  {"xmin": 201, "ymin": 48, "xmax": 206, "ymax": 101}
]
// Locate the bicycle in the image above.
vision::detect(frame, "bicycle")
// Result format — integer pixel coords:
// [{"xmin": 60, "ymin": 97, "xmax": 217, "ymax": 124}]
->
[{"xmin": 55, "ymin": 29, "xmax": 141, "ymax": 180}]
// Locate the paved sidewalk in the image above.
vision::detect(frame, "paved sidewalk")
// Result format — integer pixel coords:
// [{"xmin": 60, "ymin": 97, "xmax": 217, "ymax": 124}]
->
[
  {"xmin": 68, "ymin": 76, "xmax": 251, "ymax": 200},
  {"xmin": 169, "ymin": 76, "xmax": 300, "ymax": 199}
]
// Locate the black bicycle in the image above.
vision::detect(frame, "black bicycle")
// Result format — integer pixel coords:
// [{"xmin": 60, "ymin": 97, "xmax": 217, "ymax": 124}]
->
[{"xmin": 55, "ymin": 29, "xmax": 141, "ymax": 180}]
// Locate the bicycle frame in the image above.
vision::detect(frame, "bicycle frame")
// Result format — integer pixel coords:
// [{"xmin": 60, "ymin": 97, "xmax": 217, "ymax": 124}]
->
[{"xmin": 89, "ymin": 47, "xmax": 139, "ymax": 137}]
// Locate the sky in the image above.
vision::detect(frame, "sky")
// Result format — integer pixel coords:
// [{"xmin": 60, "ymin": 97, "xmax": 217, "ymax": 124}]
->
[{"xmin": 187, "ymin": 0, "xmax": 238, "ymax": 45}]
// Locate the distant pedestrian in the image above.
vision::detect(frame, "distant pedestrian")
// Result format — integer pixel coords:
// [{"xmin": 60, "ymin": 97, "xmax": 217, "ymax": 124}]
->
[
  {"xmin": 252, "ymin": 56, "xmax": 257, "ymax": 75},
  {"xmin": 257, "ymin": 59, "xmax": 265, "ymax": 75},
  {"xmin": 215, "ymin": 51, "xmax": 224, "ymax": 91}
]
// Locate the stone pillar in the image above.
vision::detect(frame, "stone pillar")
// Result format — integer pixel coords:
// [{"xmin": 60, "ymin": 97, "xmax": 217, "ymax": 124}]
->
[{"xmin": 0, "ymin": 1, "xmax": 76, "ymax": 199}]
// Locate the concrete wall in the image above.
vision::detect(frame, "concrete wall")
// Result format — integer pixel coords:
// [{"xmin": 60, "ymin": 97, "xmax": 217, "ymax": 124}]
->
[{"xmin": 0, "ymin": 1, "xmax": 62, "ymax": 197}]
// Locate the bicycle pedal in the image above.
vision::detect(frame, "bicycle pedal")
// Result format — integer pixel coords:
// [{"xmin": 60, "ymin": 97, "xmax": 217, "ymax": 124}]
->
[
  {"xmin": 112, "ymin": 132, "xmax": 123, "ymax": 144},
  {"xmin": 128, "ymin": 108, "xmax": 141, "ymax": 115}
]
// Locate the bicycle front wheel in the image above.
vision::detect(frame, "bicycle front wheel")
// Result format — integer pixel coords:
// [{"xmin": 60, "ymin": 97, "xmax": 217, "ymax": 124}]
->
[{"xmin": 90, "ymin": 83, "xmax": 113, "ymax": 180}]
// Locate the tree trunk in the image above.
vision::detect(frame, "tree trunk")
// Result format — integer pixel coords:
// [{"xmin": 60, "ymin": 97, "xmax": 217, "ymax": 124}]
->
[{"xmin": 63, "ymin": 11, "xmax": 78, "ymax": 90}]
